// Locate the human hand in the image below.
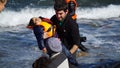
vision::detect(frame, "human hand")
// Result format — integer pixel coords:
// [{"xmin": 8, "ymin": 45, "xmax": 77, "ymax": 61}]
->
[
  {"xmin": 70, "ymin": 44, "xmax": 78, "ymax": 54},
  {"xmin": 42, "ymin": 48, "xmax": 47, "ymax": 54},
  {"xmin": 43, "ymin": 32, "xmax": 50, "ymax": 39}
]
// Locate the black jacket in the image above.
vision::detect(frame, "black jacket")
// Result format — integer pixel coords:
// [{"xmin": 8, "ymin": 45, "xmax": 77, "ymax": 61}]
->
[
  {"xmin": 50, "ymin": 14, "xmax": 80, "ymax": 50},
  {"xmin": 33, "ymin": 53, "xmax": 71, "ymax": 68},
  {"xmin": 48, "ymin": 53, "xmax": 70, "ymax": 68}
]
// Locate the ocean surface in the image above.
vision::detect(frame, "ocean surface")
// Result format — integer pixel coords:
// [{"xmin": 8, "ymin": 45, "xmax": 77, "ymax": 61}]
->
[{"xmin": 0, "ymin": 0, "xmax": 120, "ymax": 68}]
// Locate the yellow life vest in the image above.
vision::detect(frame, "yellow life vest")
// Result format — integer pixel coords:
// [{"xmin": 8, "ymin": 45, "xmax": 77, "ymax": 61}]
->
[{"xmin": 40, "ymin": 21, "xmax": 55, "ymax": 37}]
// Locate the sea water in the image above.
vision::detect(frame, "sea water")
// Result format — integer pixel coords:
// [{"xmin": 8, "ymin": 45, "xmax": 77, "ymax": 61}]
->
[{"xmin": 0, "ymin": 0, "xmax": 120, "ymax": 68}]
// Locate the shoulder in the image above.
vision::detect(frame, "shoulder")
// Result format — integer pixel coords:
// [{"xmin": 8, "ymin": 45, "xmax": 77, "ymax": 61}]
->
[
  {"xmin": 48, "ymin": 53, "xmax": 68, "ymax": 68},
  {"xmin": 65, "ymin": 15, "xmax": 79, "ymax": 31},
  {"xmin": 66, "ymin": 15, "xmax": 77, "ymax": 25},
  {"xmin": 66, "ymin": 14, "xmax": 75, "ymax": 22}
]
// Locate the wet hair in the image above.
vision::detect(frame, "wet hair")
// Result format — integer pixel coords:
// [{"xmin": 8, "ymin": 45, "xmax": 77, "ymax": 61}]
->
[
  {"xmin": 54, "ymin": 0, "xmax": 68, "ymax": 11},
  {"xmin": 0, "ymin": 0, "xmax": 7, "ymax": 3},
  {"xmin": 32, "ymin": 56, "xmax": 51, "ymax": 68}
]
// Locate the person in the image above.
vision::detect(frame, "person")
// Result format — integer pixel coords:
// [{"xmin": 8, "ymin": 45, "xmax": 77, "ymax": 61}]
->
[
  {"xmin": 27, "ymin": 17, "xmax": 77, "ymax": 68},
  {"xmin": 54, "ymin": 0, "xmax": 77, "ymax": 20},
  {"xmin": 27, "ymin": 17, "xmax": 55, "ymax": 54},
  {"xmin": 32, "ymin": 37, "xmax": 70, "ymax": 68},
  {"xmin": 66, "ymin": 0, "xmax": 89, "ymax": 54},
  {"xmin": 50, "ymin": 0, "xmax": 88, "ymax": 66},
  {"xmin": 0, "ymin": 0, "xmax": 7, "ymax": 12},
  {"xmin": 53, "ymin": 0, "xmax": 88, "ymax": 53},
  {"xmin": 65, "ymin": 0, "xmax": 77, "ymax": 20}
]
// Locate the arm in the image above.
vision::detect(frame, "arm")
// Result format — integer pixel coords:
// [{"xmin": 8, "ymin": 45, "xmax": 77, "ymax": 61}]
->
[
  {"xmin": 33, "ymin": 26, "xmax": 45, "ymax": 50},
  {"xmin": 70, "ymin": 44, "xmax": 78, "ymax": 54},
  {"xmin": 69, "ymin": 19, "xmax": 88, "ymax": 53},
  {"xmin": 69, "ymin": 19, "xmax": 80, "ymax": 54}
]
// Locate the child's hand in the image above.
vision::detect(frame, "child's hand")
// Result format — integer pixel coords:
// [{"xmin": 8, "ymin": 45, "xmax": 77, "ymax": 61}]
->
[
  {"xmin": 43, "ymin": 32, "xmax": 50, "ymax": 39},
  {"xmin": 42, "ymin": 47, "xmax": 47, "ymax": 54}
]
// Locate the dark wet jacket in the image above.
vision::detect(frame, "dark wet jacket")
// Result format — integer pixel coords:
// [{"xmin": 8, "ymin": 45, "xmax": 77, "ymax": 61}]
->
[
  {"xmin": 50, "ymin": 14, "xmax": 80, "ymax": 50},
  {"xmin": 48, "ymin": 53, "xmax": 70, "ymax": 68},
  {"xmin": 33, "ymin": 53, "xmax": 71, "ymax": 68}
]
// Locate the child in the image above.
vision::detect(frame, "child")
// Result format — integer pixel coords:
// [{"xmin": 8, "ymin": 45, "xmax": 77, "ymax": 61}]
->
[
  {"xmin": 32, "ymin": 37, "xmax": 69, "ymax": 68},
  {"xmin": 27, "ymin": 17, "xmax": 56, "ymax": 54},
  {"xmin": 27, "ymin": 16, "xmax": 78, "ymax": 67}
]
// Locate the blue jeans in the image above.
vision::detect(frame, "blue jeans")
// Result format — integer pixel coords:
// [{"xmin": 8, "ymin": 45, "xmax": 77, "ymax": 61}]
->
[{"xmin": 62, "ymin": 45, "xmax": 79, "ymax": 66}]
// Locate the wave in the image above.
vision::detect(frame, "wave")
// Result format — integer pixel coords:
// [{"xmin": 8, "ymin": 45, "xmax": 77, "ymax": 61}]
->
[
  {"xmin": 77, "ymin": 4, "xmax": 120, "ymax": 19},
  {"xmin": 0, "ymin": 5, "xmax": 120, "ymax": 27},
  {"xmin": 77, "ymin": 0, "xmax": 120, "ymax": 7},
  {"xmin": 7, "ymin": 0, "xmax": 120, "ymax": 9},
  {"xmin": 0, "ymin": 7, "xmax": 55, "ymax": 27}
]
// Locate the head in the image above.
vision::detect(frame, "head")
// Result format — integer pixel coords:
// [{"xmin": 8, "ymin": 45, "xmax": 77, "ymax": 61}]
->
[
  {"xmin": 45, "ymin": 37, "xmax": 62, "ymax": 56},
  {"xmin": 32, "ymin": 56, "xmax": 51, "ymax": 68},
  {"xmin": 54, "ymin": 0, "xmax": 68, "ymax": 21},
  {"xmin": 0, "ymin": 0, "xmax": 7, "ymax": 12}
]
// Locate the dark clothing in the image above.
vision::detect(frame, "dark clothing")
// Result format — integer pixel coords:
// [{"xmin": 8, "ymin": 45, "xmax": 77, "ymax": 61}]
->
[
  {"xmin": 33, "ymin": 26, "xmax": 79, "ymax": 66},
  {"xmin": 33, "ymin": 53, "xmax": 71, "ymax": 68},
  {"xmin": 48, "ymin": 53, "xmax": 70, "ymax": 68},
  {"xmin": 33, "ymin": 26, "xmax": 45, "ymax": 50},
  {"xmin": 50, "ymin": 14, "xmax": 80, "ymax": 50},
  {"xmin": 68, "ymin": 1, "xmax": 76, "ymax": 16}
]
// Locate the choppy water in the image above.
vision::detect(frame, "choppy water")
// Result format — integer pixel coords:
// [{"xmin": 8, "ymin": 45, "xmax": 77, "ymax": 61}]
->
[
  {"xmin": 0, "ymin": 0, "xmax": 120, "ymax": 68},
  {"xmin": 0, "ymin": 17, "xmax": 120, "ymax": 68},
  {"xmin": 77, "ymin": 17, "xmax": 120, "ymax": 67}
]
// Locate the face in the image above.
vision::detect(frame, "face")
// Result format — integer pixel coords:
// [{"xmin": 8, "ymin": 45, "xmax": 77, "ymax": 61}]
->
[
  {"xmin": 34, "ymin": 18, "xmax": 42, "ymax": 25},
  {"xmin": 0, "ymin": 1, "xmax": 7, "ymax": 12},
  {"xmin": 55, "ymin": 10, "xmax": 68, "ymax": 21}
]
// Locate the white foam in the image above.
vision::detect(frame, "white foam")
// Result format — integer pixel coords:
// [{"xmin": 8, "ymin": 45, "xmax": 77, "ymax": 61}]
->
[
  {"xmin": 0, "ymin": 5, "xmax": 120, "ymax": 27},
  {"xmin": 0, "ymin": 7, "xmax": 55, "ymax": 27},
  {"xmin": 77, "ymin": 4, "xmax": 120, "ymax": 19}
]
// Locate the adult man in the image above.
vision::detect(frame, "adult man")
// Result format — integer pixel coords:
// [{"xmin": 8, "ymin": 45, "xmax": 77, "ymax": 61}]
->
[
  {"xmin": 54, "ymin": 0, "xmax": 77, "ymax": 20},
  {"xmin": 51, "ymin": 0, "xmax": 88, "ymax": 60},
  {"xmin": 0, "ymin": 0, "xmax": 7, "ymax": 12}
]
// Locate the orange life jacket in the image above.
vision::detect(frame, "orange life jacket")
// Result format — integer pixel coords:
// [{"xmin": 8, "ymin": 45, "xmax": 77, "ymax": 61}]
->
[
  {"xmin": 65, "ymin": 0, "xmax": 77, "ymax": 20},
  {"xmin": 65, "ymin": 0, "xmax": 77, "ymax": 9}
]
